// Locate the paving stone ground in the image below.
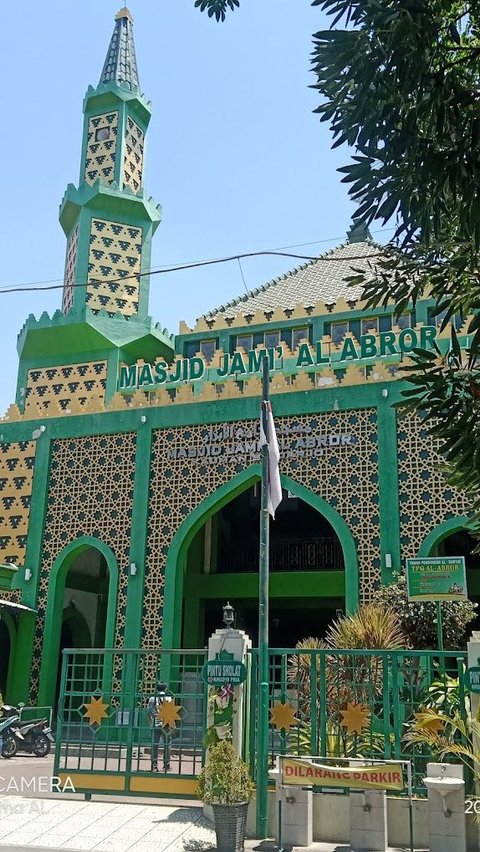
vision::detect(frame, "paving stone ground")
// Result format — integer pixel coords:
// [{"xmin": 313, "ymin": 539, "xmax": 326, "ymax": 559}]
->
[{"xmin": 0, "ymin": 795, "xmax": 422, "ymax": 852}]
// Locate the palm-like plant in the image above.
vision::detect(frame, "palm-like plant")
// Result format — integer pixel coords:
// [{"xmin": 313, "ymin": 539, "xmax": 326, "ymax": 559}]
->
[
  {"xmin": 287, "ymin": 636, "xmax": 328, "ymax": 715},
  {"xmin": 325, "ymin": 604, "xmax": 408, "ymax": 652},
  {"xmin": 325, "ymin": 604, "xmax": 408, "ymax": 706},
  {"xmin": 404, "ymin": 707, "xmax": 476, "ymax": 777}
]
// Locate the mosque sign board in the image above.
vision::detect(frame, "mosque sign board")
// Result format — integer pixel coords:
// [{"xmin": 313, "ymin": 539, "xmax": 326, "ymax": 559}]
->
[
  {"xmin": 201, "ymin": 651, "xmax": 247, "ymax": 687},
  {"xmin": 465, "ymin": 667, "xmax": 480, "ymax": 694},
  {"xmin": 166, "ymin": 420, "xmax": 357, "ymax": 465},
  {"xmin": 118, "ymin": 326, "xmax": 439, "ymax": 392},
  {"xmin": 406, "ymin": 556, "xmax": 467, "ymax": 601}
]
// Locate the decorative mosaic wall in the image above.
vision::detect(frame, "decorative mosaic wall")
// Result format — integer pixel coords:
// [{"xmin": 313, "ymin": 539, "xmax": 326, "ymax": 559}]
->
[
  {"xmin": 86, "ymin": 218, "xmax": 142, "ymax": 316},
  {"xmin": 0, "ymin": 441, "xmax": 36, "ymax": 566},
  {"xmin": 398, "ymin": 413, "xmax": 471, "ymax": 555},
  {"xmin": 29, "ymin": 433, "xmax": 136, "ymax": 701},
  {"xmin": 84, "ymin": 112, "xmax": 118, "ymax": 186},
  {"xmin": 24, "ymin": 362, "xmax": 107, "ymax": 415},
  {"xmin": 143, "ymin": 410, "xmax": 379, "ymax": 646},
  {"xmin": 123, "ymin": 117, "xmax": 144, "ymax": 193},
  {"xmin": 62, "ymin": 224, "xmax": 79, "ymax": 314}
]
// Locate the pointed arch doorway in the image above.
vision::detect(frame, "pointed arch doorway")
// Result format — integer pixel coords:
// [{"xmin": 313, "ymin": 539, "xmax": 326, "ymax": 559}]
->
[
  {"xmin": 164, "ymin": 470, "xmax": 358, "ymax": 649},
  {"xmin": 38, "ymin": 537, "xmax": 119, "ymax": 709}
]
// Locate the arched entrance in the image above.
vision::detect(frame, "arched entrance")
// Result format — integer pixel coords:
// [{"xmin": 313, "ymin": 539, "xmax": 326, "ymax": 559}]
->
[
  {"xmin": 420, "ymin": 517, "xmax": 480, "ymax": 630},
  {"xmin": 163, "ymin": 468, "xmax": 358, "ymax": 649},
  {"xmin": 38, "ymin": 537, "xmax": 119, "ymax": 708}
]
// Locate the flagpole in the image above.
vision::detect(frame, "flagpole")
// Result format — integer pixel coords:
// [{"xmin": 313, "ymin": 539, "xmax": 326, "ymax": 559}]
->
[{"xmin": 256, "ymin": 354, "xmax": 270, "ymax": 838}]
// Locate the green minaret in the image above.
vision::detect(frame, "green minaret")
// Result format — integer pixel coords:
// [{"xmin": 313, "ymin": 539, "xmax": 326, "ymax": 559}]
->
[
  {"xmin": 16, "ymin": 9, "xmax": 173, "ymax": 411},
  {"xmin": 60, "ymin": 7, "xmax": 160, "ymax": 319}
]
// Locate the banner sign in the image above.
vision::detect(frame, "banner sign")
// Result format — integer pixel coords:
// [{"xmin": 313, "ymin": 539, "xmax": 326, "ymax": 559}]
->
[
  {"xmin": 406, "ymin": 556, "xmax": 467, "ymax": 601},
  {"xmin": 465, "ymin": 667, "xmax": 480, "ymax": 694},
  {"xmin": 201, "ymin": 651, "xmax": 247, "ymax": 687},
  {"xmin": 282, "ymin": 758, "xmax": 404, "ymax": 791},
  {"xmin": 118, "ymin": 326, "xmax": 438, "ymax": 392}
]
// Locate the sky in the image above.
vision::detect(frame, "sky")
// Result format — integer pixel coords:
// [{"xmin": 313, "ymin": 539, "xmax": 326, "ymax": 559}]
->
[{"xmin": 0, "ymin": 1, "xmax": 388, "ymax": 414}]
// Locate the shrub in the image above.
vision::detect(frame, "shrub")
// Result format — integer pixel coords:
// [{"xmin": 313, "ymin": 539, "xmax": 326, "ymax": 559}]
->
[{"xmin": 197, "ymin": 740, "xmax": 254, "ymax": 805}]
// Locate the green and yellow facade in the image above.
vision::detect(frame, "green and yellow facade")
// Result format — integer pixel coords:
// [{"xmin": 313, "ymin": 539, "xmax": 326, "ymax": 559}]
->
[{"xmin": 0, "ymin": 9, "xmax": 476, "ymax": 708}]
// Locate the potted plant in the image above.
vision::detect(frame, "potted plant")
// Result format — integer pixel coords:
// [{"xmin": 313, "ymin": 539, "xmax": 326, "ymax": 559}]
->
[{"xmin": 197, "ymin": 740, "xmax": 255, "ymax": 852}]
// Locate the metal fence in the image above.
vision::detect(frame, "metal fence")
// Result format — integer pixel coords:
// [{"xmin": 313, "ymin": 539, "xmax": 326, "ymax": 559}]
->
[
  {"xmin": 54, "ymin": 646, "xmax": 469, "ymax": 799},
  {"xmin": 248, "ymin": 648, "xmax": 468, "ymax": 794}
]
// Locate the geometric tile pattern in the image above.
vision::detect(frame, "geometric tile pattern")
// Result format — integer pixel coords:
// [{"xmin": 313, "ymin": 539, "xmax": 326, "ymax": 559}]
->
[
  {"xmin": 84, "ymin": 112, "xmax": 118, "ymax": 187},
  {"xmin": 397, "ymin": 412, "xmax": 471, "ymax": 556},
  {"xmin": 123, "ymin": 117, "xmax": 144, "ymax": 193},
  {"xmin": 143, "ymin": 409, "xmax": 380, "ymax": 646},
  {"xmin": 0, "ymin": 441, "xmax": 36, "ymax": 566},
  {"xmin": 29, "ymin": 433, "xmax": 136, "ymax": 702},
  {"xmin": 86, "ymin": 218, "xmax": 142, "ymax": 316},
  {"xmin": 62, "ymin": 223, "xmax": 79, "ymax": 314},
  {"xmin": 25, "ymin": 362, "xmax": 107, "ymax": 415}
]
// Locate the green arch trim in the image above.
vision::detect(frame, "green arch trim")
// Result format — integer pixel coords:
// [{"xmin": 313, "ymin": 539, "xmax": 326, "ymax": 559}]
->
[
  {"xmin": 162, "ymin": 466, "xmax": 359, "ymax": 648},
  {"xmin": 0, "ymin": 608, "xmax": 17, "ymax": 699},
  {"xmin": 62, "ymin": 603, "xmax": 92, "ymax": 648},
  {"xmin": 38, "ymin": 536, "xmax": 119, "ymax": 707},
  {"xmin": 418, "ymin": 516, "xmax": 473, "ymax": 557}
]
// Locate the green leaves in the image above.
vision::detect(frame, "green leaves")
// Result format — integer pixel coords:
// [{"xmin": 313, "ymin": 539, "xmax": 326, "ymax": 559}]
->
[{"xmin": 194, "ymin": 0, "xmax": 239, "ymax": 21}]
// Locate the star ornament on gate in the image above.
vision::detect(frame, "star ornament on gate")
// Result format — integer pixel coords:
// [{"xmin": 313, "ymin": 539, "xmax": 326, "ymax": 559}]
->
[
  {"xmin": 82, "ymin": 695, "xmax": 109, "ymax": 727},
  {"xmin": 270, "ymin": 701, "xmax": 298, "ymax": 732},
  {"xmin": 157, "ymin": 700, "xmax": 182, "ymax": 730},
  {"xmin": 340, "ymin": 702, "xmax": 371, "ymax": 735}
]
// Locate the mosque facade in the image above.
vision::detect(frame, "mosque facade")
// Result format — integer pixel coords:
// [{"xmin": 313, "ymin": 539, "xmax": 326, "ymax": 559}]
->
[{"xmin": 0, "ymin": 9, "xmax": 475, "ymax": 708}]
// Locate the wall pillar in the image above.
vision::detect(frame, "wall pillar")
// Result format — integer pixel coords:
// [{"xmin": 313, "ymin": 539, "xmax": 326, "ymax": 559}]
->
[{"xmin": 206, "ymin": 626, "xmax": 251, "ymax": 754}]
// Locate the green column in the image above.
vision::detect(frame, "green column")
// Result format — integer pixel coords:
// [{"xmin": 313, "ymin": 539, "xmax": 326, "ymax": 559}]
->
[
  {"xmin": 123, "ymin": 424, "xmax": 153, "ymax": 648},
  {"xmin": 377, "ymin": 398, "xmax": 401, "ymax": 583},
  {"xmin": 15, "ymin": 432, "xmax": 52, "ymax": 702}
]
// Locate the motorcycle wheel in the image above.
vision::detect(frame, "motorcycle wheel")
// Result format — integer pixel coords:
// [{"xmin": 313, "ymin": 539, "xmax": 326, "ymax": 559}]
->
[
  {"xmin": 2, "ymin": 734, "xmax": 17, "ymax": 758},
  {"xmin": 32, "ymin": 734, "xmax": 50, "ymax": 758}
]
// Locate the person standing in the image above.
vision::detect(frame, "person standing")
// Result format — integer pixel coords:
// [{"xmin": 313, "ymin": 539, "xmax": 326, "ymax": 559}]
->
[{"xmin": 147, "ymin": 682, "xmax": 172, "ymax": 771}]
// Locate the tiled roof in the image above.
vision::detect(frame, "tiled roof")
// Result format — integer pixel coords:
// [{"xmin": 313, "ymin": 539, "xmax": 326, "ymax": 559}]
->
[
  {"xmin": 204, "ymin": 240, "xmax": 381, "ymax": 320},
  {"xmin": 99, "ymin": 8, "xmax": 139, "ymax": 91}
]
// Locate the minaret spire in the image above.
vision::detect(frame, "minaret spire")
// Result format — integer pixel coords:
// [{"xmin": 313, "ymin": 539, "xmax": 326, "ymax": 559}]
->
[{"xmin": 99, "ymin": 8, "xmax": 139, "ymax": 91}]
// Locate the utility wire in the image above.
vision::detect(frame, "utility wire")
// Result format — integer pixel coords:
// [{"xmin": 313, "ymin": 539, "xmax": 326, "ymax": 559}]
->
[
  {"xmin": 0, "ymin": 249, "xmax": 381, "ymax": 296},
  {"xmin": 0, "ymin": 227, "xmax": 392, "ymax": 294}
]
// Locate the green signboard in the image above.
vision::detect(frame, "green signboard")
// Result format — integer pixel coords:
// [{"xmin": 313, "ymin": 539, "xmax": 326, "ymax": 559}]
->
[
  {"xmin": 405, "ymin": 556, "xmax": 467, "ymax": 601},
  {"xmin": 201, "ymin": 650, "xmax": 247, "ymax": 687},
  {"xmin": 465, "ymin": 667, "xmax": 480, "ymax": 694}
]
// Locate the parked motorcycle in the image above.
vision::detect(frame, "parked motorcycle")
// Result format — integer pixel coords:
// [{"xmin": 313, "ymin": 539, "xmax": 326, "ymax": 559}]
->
[
  {"xmin": 0, "ymin": 705, "xmax": 54, "ymax": 757},
  {"xmin": 0, "ymin": 714, "xmax": 22, "ymax": 758}
]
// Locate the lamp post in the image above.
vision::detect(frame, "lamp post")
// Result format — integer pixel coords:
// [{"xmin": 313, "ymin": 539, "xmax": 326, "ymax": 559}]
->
[{"xmin": 222, "ymin": 601, "xmax": 235, "ymax": 629}]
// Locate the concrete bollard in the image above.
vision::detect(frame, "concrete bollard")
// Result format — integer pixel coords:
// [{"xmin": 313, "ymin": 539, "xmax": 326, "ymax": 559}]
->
[
  {"xmin": 349, "ymin": 789, "xmax": 388, "ymax": 852},
  {"xmin": 276, "ymin": 782, "xmax": 313, "ymax": 848}
]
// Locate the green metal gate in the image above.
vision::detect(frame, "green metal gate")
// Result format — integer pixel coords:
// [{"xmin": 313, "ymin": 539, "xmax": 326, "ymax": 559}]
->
[
  {"xmin": 54, "ymin": 648, "xmax": 208, "ymax": 798},
  {"xmin": 54, "ymin": 646, "xmax": 469, "ymax": 800}
]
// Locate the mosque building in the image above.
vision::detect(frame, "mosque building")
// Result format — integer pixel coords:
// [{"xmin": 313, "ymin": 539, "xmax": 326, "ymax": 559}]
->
[{"xmin": 0, "ymin": 8, "xmax": 476, "ymax": 708}]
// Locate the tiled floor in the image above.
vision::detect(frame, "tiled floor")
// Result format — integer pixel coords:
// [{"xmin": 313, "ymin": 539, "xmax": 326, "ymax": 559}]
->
[{"xmin": 0, "ymin": 797, "xmax": 216, "ymax": 852}]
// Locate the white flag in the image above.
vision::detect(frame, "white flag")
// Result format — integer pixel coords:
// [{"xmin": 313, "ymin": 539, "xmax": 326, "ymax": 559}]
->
[{"xmin": 260, "ymin": 400, "xmax": 282, "ymax": 518}]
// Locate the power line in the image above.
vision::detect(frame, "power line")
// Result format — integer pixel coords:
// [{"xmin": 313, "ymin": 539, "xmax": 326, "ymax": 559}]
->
[
  {"xmin": 0, "ymin": 228, "xmax": 391, "ymax": 294},
  {"xmin": 0, "ymin": 248, "xmax": 382, "ymax": 296}
]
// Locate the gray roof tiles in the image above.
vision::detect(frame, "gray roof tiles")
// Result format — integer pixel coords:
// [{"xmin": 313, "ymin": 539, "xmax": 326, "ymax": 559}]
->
[{"xmin": 204, "ymin": 240, "xmax": 381, "ymax": 320}]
